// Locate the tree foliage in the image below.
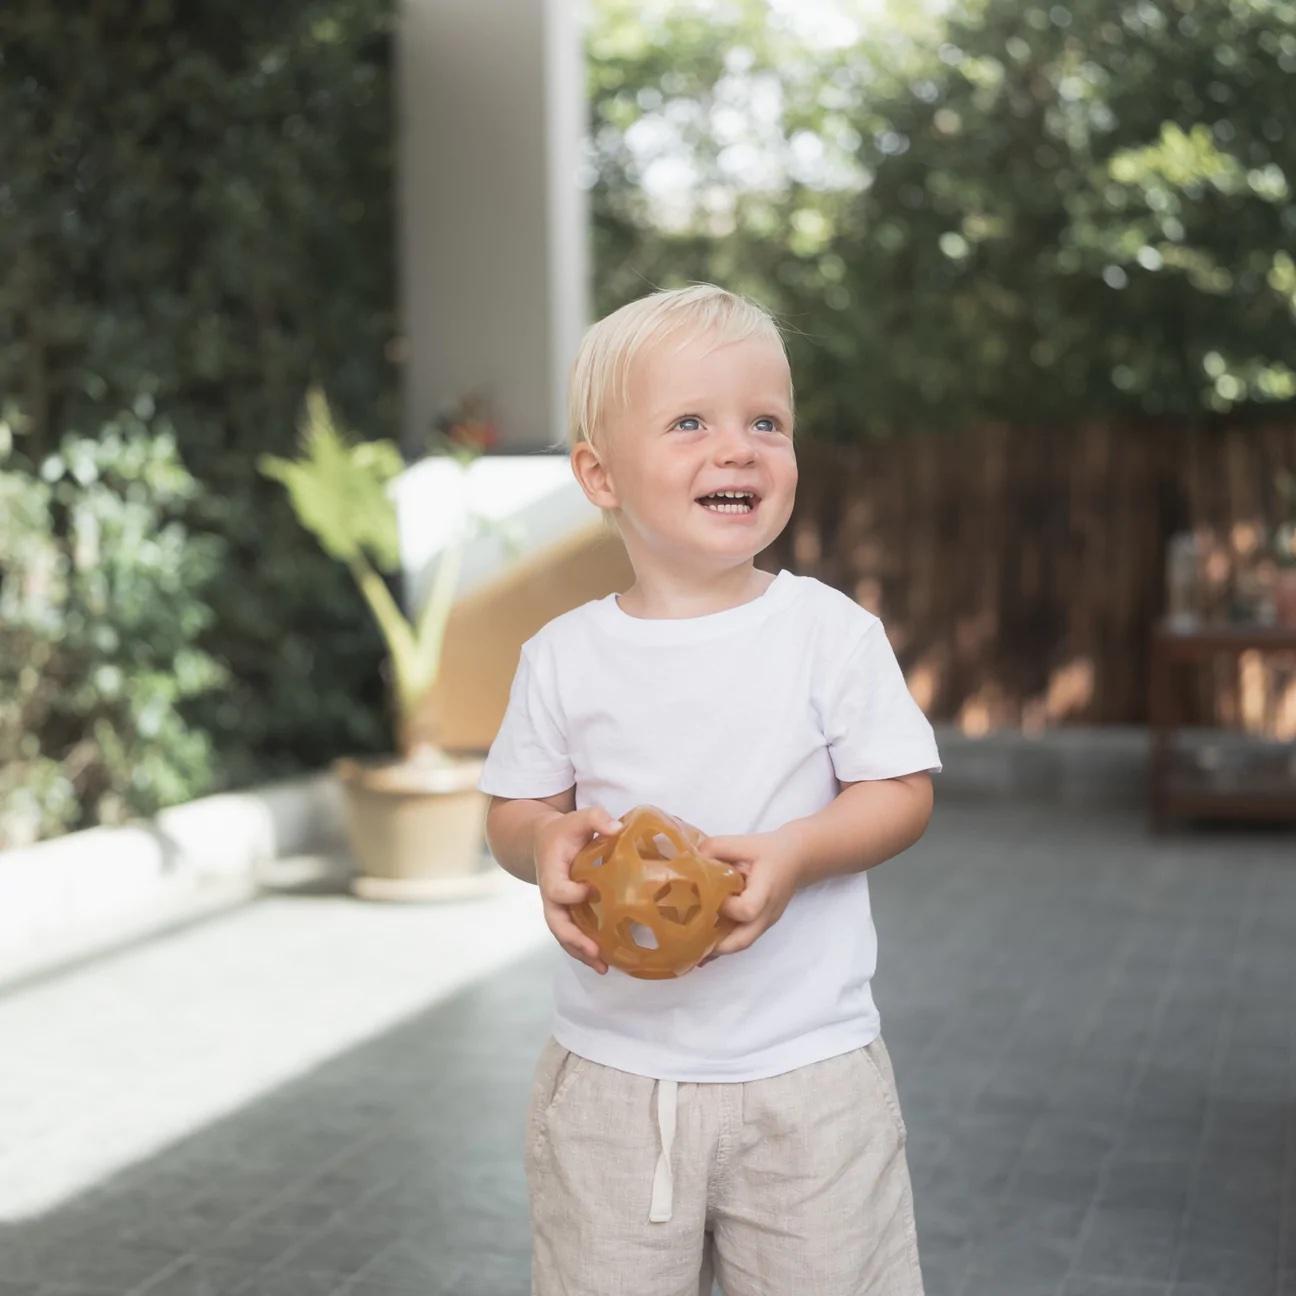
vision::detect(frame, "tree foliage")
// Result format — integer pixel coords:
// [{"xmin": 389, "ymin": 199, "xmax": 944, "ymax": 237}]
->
[
  {"xmin": 588, "ymin": 0, "xmax": 1296, "ymax": 437},
  {"xmin": 0, "ymin": 0, "xmax": 399, "ymax": 819},
  {"xmin": 0, "ymin": 418, "xmax": 226, "ymax": 845}
]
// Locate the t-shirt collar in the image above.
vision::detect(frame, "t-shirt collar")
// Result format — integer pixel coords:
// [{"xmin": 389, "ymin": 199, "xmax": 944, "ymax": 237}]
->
[{"xmin": 593, "ymin": 568, "xmax": 796, "ymax": 644}]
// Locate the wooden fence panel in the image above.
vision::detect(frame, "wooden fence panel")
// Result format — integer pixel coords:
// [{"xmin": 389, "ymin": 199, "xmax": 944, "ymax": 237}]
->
[{"xmin": 761, "ymin": 423, "xmax": 1296, "ymax": 732}]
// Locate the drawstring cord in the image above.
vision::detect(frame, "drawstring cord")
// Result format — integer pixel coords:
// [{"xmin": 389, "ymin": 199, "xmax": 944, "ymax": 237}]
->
[{"xmin": 648, "ymin": 1078, "xmax": 678, "ymax": 1222}]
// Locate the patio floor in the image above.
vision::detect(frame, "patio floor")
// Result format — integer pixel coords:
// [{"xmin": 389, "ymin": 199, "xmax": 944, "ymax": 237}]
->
[{"xmin": 0, "ymin": 796, "xmax": 1293, "ymax": 1296}]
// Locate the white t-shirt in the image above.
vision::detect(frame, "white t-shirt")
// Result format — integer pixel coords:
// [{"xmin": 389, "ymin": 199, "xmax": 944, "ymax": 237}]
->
[{"xmin": 477, "ymin": 567, "xmax": 941, "ymax": 1082}]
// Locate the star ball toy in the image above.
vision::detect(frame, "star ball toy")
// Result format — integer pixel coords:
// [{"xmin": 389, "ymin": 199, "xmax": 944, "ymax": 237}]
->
[{"xmin": 568, "ymin": 804, "xmax": 746, "ymax": 979}]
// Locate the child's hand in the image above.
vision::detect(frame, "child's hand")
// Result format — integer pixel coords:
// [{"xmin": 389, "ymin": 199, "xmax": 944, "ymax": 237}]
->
[
  {"xmin": 533, "ymin": 806, "xmax": 624, "ymax": 975},
  {"xmin": 695, "ymin": 827, "xmax": 805, "ymax": 961}
]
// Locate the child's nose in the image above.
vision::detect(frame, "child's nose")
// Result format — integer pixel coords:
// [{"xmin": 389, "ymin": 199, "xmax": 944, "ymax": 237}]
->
[{"xmin": 714, "ymin": 425, "xmax": 759, "ymax": 456}]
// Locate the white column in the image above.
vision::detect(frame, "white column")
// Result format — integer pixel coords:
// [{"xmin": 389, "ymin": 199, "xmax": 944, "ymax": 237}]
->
[{"xmin": 395, "ymin": 0, "xmax": 590, "ymax": 455}]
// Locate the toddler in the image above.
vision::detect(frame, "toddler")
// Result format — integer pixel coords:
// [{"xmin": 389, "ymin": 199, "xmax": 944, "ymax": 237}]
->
[{"xmin": 479, "ymin": 284, "xmax": 941, "ymax": 1295}]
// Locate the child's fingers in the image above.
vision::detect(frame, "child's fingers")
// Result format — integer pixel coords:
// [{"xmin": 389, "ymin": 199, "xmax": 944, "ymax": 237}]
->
[
  {"xmin": 722, "ymin": 893, "xmax": 758, "ymax": 924},
  {"xmin": 711, "ymin": 927, "xmax": 755, "ymax": 958},
  {"xmin": 543, "ymin": 871, "xmax": 590, "ymax": 906},
  {"xmin": 543, "ymin": 899, "xmax": 608, "ymax": 974},
  {"xmin": 584, "ymin": 807, "xmax": 624, "ymax": 838}
]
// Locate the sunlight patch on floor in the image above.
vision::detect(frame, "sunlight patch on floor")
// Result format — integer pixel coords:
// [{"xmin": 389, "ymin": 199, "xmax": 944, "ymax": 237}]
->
[{"xmin": 0, "ymin": 870, "xmax": 547, "ymax": 1221}]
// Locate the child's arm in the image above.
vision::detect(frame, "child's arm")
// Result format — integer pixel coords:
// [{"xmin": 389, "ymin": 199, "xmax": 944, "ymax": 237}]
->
[
  {"xmin": 485, "ymin": 790, "xmax": 575, "ymax": 885},
  {"xmin": 698, "ymin": 771, "xmax": 933, "ymax": 962},
  {"xmin": 776, "ymin": 771, "xmax": 934, "ymax": 887},
  {"xmin": 486, "ymin": 791, "xmax": 624, "ymax": 975}
]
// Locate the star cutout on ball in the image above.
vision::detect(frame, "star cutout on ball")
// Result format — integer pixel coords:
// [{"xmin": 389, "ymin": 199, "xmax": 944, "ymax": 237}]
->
[{"xmin": 654, "ymin": 879, "xmax": 702, "ymax": 926}]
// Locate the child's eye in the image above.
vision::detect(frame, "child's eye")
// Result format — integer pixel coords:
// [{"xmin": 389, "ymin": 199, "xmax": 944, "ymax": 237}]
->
[{"xmin": 672, "ymin": 416, "xmax": 783, "ymax": 433}]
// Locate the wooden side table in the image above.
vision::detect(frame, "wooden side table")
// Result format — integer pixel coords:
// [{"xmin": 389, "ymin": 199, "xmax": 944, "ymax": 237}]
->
[{"xmin": 1149, "ymin": 619, "xmax": 1296, "ymax": 829}]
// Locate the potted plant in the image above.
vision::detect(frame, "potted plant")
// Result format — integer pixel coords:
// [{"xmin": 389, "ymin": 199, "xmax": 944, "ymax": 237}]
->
[{"xmin": 260, "ymin": 387, "xmax": 517, "ymax": 899}]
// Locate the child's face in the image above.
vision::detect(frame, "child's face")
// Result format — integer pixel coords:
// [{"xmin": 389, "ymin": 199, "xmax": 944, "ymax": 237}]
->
[{"xmin": 583, "ymin": 329, "xmax": 797, "ymax": 571}]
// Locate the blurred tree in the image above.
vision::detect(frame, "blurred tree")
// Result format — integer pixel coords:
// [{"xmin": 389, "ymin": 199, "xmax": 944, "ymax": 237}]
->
[
  {"xmin": 838, "ymin": 0, "xmax": 1296, "ymax": 430},
  {"xmin": 587, "ymin": 0, "xmax": 1296, "ymax": 437},
  {"xmin": 0, "ymin": 416, "xmax": 226, "ymax": 846},
  {"xmin": 0, "ymin": 0, "xmax": 398, "ymax": 804}
]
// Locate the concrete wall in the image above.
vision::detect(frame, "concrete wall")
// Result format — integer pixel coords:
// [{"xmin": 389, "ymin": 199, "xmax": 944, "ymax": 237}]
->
[
  {"xmin": 395, "ymin": 0, "xmax": 589, "ymax": 455},
  {"xmin": 395, "ymin": 1, "xmax": 626, "ymax": 752}
]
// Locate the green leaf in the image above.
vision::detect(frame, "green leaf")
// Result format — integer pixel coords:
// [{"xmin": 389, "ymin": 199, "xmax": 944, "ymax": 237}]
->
[{"xmin": 260, "ymin": 386, "xmax": 404, "ymax": 570}]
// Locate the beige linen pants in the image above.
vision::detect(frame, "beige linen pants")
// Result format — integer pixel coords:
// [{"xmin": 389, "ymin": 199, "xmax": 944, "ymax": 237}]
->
[{"xmin": 524, "ymin": 1035, "xmax": 925, "ymax": 1296}]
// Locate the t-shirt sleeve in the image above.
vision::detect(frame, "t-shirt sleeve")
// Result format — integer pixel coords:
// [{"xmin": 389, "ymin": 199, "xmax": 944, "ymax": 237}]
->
[
  {"xmin": 476, "ymin": 644, "xmax": 575, "ymax": 799},
  {"xmin": 820, "ymin": 620, "xmax": 942, "ymax": 781}
]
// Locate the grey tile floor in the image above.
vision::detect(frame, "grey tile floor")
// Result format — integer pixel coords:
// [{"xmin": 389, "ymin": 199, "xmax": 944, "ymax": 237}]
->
[{"xmin": 0, "ymin": 796, "xmax": 1293, "ymax": 1296}]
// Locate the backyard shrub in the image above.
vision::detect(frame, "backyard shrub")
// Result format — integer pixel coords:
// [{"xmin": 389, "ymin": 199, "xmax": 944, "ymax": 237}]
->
[
  {"xmin": 0, "ymin": 413, "xmax": 226, "ymax": 847},
  {"xmin": 0, "ymin": 0, "xmax": 398, "ymax": 836}
]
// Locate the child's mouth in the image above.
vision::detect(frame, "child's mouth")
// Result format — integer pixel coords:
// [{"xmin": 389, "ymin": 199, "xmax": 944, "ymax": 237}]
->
[{"xmin": 696, "ymin": 493, "xmax": 759, "ymax": 518}]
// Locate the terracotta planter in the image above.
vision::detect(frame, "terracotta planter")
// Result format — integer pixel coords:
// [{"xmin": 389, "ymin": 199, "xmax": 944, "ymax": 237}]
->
[
  {"xmin": 332, "ymin": 753, "xmax": 498, "ymax": 901},
  {"xmin": 1276, "ymin": 568, "xmax": 1296, "ymax": 628}
]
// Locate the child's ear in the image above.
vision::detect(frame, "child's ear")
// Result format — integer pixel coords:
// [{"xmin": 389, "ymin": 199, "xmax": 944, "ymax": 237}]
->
[{"xmin": 571, "ymin": 440, "xmax": 618, "ymax": 508}]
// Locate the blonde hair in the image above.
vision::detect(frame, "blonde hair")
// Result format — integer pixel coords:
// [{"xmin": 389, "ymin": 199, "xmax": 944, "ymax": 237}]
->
[{"xmin": 556, "ymin": 283, "xmax": 794, "ymax": 532}]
